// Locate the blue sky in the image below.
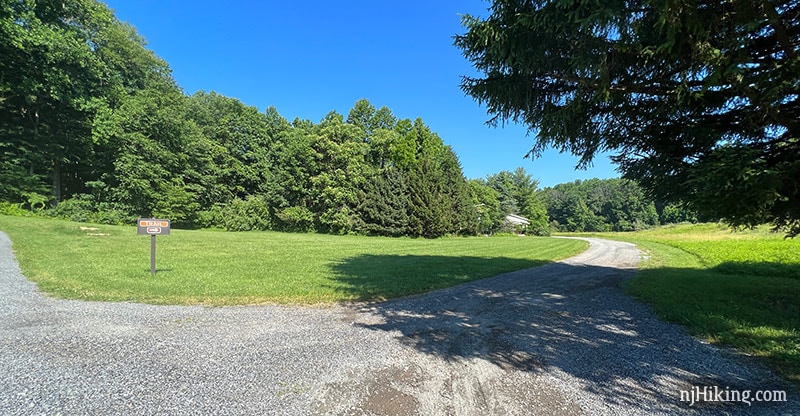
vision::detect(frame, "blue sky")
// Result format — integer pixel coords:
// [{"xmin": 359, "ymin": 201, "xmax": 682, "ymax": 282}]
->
[{"xmin": 103, "ymin": 0, "xmax": 619, "ymax": 188}]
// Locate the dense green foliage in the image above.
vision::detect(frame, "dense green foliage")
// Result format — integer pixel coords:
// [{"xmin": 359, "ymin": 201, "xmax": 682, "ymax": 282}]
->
[
  {"xmin": 1, "ymin": 0, "xmax": 704, "ymax": 237},
  {"xmin": 587, "ymin": 224, "xmax": 800, "ymax": 384},
  {"xmin": 456, "ymin": 0, "xmax": 800, "ymax": 236},
  {"xmin": 543, "ymin": 178, "xmax": 697, "ymax": 232},
  {"xmin": 0, "ymin": 215, "xmax": 587, "ymax": 304},
  {"xmin": 0, "ymin": 1, "xmax": 477, "ymax": 237},
  {"xmin": 467, "ymin": 173, "xmax": 698, "ymax": 234},
  {"xmin": 468, "ymin": 167, "xmax": 550, "ymax": 235}
]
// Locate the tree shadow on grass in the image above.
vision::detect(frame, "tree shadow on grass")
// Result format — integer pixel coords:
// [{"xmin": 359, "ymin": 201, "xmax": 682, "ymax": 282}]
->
[
  {"xmin": 327, "ymin": 254, "xmax": 549, "ymax": 301},
  {"xmin": 711, "ymin": 261, "xmax": 800, "ymax": 280},
  {"xmin": 630, "ymin": 264, "xmax": 800, "ymax": 387},
  {"xmin": 330, "ymin": 256, "xmax": 798, "ymax": 414}
]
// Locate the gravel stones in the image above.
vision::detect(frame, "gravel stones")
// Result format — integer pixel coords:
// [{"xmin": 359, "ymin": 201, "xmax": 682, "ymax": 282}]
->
[{"xmin": 0, "ymin": 233, "xmax": 796, "ymax": 415}]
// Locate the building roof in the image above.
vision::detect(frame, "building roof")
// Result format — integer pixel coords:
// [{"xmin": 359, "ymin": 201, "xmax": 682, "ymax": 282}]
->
[{"xmin": 505, "ymin": 213, "xmax": 530, "ymax": 226}]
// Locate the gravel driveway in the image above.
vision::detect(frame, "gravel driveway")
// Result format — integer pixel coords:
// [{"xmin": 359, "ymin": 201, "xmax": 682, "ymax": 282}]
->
[{"xmin": 0, "ymin": 232, "xmax": 796, "ymax": 415}]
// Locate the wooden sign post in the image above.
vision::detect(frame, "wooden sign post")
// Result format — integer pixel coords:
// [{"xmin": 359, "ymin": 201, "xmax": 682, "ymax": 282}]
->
[{"xmin": 137, "ymin": 218, "xmax": 171, "ymax": 275}]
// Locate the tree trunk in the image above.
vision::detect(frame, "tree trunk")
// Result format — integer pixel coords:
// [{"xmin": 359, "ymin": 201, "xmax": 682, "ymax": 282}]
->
[{"xmin": 52, "ymin": 159, "xmax": 61, "ymax": 202}]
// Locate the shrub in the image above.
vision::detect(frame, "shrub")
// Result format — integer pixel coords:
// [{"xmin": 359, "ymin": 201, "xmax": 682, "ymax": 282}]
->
[
  {"xmin": 196, "ymin": 205, "xmax": 226, "ymax": 229},
  {"xmin": 221, "ymin": 196, "xmax": 272, "ymax": 231},
  {"xmin": 0, "ymin": 202, "xmax": 34, "ymax": 217},
  {"xmin": 45, "ymin": 195, "xmax": 135, "ymax": 225},
  {"xmin": 318, "ymin": 208, "xmax": 354, "ymax": 235},
  {"xmin": 276, "ymin": 206, "xmax": 315, "ymax": 233},
  {"xmin": 46, "ymin": 194, "xmax": 96, "ymax": 222},
  {"xmin": 90, "ymin": 207, "xmax": 135, "ymax": 225}
]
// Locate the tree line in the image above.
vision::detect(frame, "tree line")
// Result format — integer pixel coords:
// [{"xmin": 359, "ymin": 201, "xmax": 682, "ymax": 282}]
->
[
  {"xmin": 0, "ymin": 0, "xmax": 478, "ymax": 237},
  {"xmin": 1, "ymin": 0, "xmax": 700, "ymax": 237},
  {"xmin": 469, "ymin": 172, "xmax": 700, "ymax": 235}
]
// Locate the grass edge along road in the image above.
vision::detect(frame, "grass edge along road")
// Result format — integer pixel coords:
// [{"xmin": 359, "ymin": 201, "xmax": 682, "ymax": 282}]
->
[
  {"xmin": 573, "ymin": 224, "xmax": 800, "ymax": 386},
  {"xmin": 0, "ymin": 215, "xmax": 587, "ymax": 306}
]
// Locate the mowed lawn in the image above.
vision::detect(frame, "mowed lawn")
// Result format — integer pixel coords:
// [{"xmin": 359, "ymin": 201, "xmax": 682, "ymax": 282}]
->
[
  {"xmin": 0, "ymin": 215, "xmax": 587, "ymax": 305},
  {"xmin": 581, "ymin": 223, "xmax": 800, "ymax": 385}
]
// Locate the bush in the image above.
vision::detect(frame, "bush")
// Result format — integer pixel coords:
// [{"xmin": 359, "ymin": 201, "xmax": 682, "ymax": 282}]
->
[
  {"xmin": 221, "ymin": 196, "xmax": 272, "ymax": 231},
  {"xmin": 527, "ymin": 223, "xmax": 551, "ymax": 236},
  {"xmin": 276, "ymin": 206, "xmax": 314, "ymax": 233},
  {"xmin": 45, "ymin": 195, "xmax": 134, "ymax": 225},
  {"xmin": 196, "ymin": 205, "xmax": 226, "ymax": 229},
  {"xmin": 0, "ymin": 202, "xmax": 34, "ymax": 217},
  {"xmin": 90, "ymin": 207, "xmax": 135, "ymax": 225},
  {"xmin": 318, "ymin": 208, "xmax": 354, "ymax": 235},
  {"xmin": 46, "ymin": 194, "xmax": 96, "ymax": 222}
]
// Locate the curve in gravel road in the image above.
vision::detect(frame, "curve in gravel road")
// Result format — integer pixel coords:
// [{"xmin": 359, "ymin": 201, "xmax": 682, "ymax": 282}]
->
[{"xmin": 0, "ymin": 232, "xmax": 796, "ymax": 415}]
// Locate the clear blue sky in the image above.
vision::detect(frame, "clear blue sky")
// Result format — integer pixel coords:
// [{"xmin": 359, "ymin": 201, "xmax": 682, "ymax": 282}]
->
[{"xmin": 103, "ymin": 0, "xmax": 619, "ymax": 188}]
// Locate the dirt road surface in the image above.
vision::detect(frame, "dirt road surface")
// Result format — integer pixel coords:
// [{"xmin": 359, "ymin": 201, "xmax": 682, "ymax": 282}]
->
[{"xmin": 0, "ymin": 233, "xmax": 796, "ymax": 415}]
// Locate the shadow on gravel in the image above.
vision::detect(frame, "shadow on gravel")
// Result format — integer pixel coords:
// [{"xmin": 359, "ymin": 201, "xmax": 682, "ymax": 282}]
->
[
  {"xmin": 629, "ymin": 265, "xmax": 800, "ymax": 387},
  {"xmin": 334, "ymin": 257, "xmax": 794, "ymax": 413}
]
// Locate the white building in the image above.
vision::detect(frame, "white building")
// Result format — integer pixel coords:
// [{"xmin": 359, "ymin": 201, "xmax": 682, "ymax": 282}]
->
[{"xmin": 505, "ymin": 213, "xmax": 530, "ymax": 227}]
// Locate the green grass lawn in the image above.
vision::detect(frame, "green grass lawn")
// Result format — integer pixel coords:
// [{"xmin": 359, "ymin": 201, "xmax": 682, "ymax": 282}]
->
[
  {"xmin": 577, "ymin": 223, "xmax": 800, "ymax": 385},
  {"xmin": 0, "ymin": 215, "xmax": 587, "ymax": 305}
]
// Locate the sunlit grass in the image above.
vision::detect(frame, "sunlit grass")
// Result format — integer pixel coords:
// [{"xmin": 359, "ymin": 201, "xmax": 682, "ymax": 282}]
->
[
  {"xmin": 575, "ymin": 224, "xmax": 800, "ymax": 385},
  {"xmin": 628, "ymin": 223, "xmax": 800, "ymax": 276},
  {"xmin": 0, "ymin": 215, "xmax": 587, "ymax": 305}
]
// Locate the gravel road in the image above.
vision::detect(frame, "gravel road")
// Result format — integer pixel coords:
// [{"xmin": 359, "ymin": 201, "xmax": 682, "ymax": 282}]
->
[{"xmin": 0, "ymin": 232, "xmax": 796, "ymax": 415}]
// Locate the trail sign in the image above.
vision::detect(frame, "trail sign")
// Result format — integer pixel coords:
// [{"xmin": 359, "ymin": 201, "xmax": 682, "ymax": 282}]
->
[
  {"xmin": 137, "ymin": 218, "xmax": 170, "ymax": 275},
  {"xmin": 137, "ymin": 219, "xmax": 170, "ymax": 235}
]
